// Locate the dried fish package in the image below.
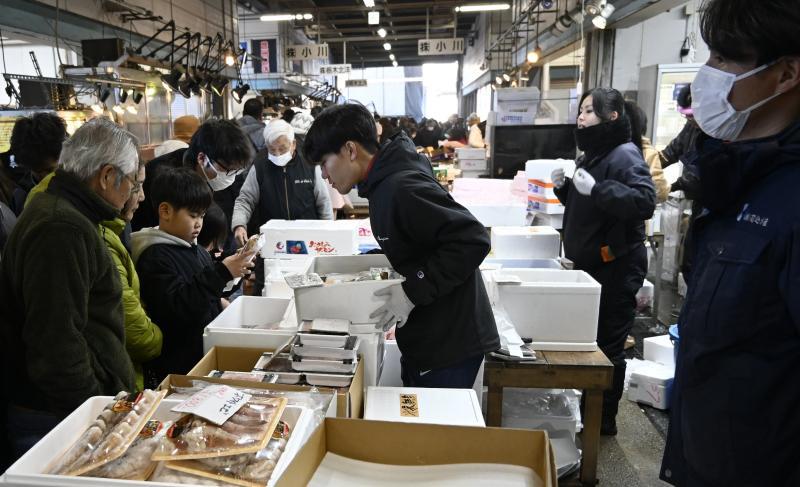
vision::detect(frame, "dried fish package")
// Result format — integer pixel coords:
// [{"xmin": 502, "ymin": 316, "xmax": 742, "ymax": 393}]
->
[{"xmin": 83, "ymin": 419, "xmax": 171, "ymax": 480}]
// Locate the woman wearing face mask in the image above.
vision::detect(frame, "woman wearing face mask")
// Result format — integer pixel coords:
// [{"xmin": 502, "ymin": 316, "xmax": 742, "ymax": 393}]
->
[
  {"xmin": 232, "ymin": 119, "xmax": 333, "ymax": 294},
  {"xmin": 130, "ymin": 118, "xmax": 253, "ymax": 233},
  {"xmin": 551, "ymin": 88, "xmax": 656, "ymax": 436}
]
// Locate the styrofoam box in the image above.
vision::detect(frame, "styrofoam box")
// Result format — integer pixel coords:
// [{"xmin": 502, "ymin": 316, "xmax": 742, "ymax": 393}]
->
[
  {"xmin": 365, "ymin": 387, "xmax": 485, "ymax": 427},
  {"xmin": 491, "ymin": 226, "xmax": 561, "ymax": 260},
  {"xmin": 643, "ymin": 334, "xmax": 675, "ymax": 370},
  {"xmin": 482, "ymin": 258, "xmax": 562, "ymax": 271},
  {"xmin": 628, "ymin": 362, "xmax": 674, "ymax": 410},
  {"xmin": 294, "ymin": 255, "xmax": 404, "ymax": 324},
  {"xmin": 260, "ymin": 220, "xmax": 358, "ymax": 258},
  {"xmin": 497, "ymin": 269, "xmax": 600, "ymax": 351},
  {"xmin": 455, "ymin": 148, "xmax": 487, "ymax": 159},
  {"xmin": 531, "ymin": 212, "xmax": 564, "ymax": 230},
  {"xmin": 461, "ymin": 203, "xmax": 528, "ymax": 227},
  {"xmin": 524, "ymin": 159, "xmax": 576, "ymax": 182},
  {"xmin": 527, "ymin": 196, "xmax": 565, "ymax": 215},
  {"xmin": 350, "ymin": 327, "xmax": 385, "ymax": 388},
  {"xmin": 2, "ymin": 397, "xmax": 312, "ymax": 487},
  {"xmin": 203, "ymin": 296, "xmax": 297, "ymax": 354},
  {"xmin": 460, "ymin": 158, "xmax": 487, "ymax": 171},
  {"xmin": 501, "ymin": 388, "xmax": 579, "ymax": 441}
]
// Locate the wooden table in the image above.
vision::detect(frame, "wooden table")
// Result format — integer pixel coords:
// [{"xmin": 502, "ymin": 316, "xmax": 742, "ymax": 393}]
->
[{"xmin": 484, "ymin": 350, "xmax": 614, "ymax": 486}]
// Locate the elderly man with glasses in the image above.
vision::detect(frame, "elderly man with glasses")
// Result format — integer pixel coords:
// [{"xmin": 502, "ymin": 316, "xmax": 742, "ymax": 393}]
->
[
  {"xmin": 130, "ymin": 118, "xmax": 253, "ymax": 240},
  {"xmin": 0, "ymin": 118, "xmax": 139, "ymax": 461}
]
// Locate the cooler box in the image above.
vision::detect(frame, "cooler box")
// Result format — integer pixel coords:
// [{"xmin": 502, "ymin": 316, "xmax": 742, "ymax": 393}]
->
[
  {"xmin": 482, "ymin": 258, "xmax": 562, "ymax": 270},
  {"xmin": 491, "ymin": 226, "xmax": 560, "ymax": 260},
  {"xmin": 263, "ymin": 257, "xmax": 314, "ymax": 298},
  {"xmin": 203, "ymin": 296, "xmax": 296, "ymax": 353},
  {"xmin": 365, "ymin": 387, "xmax": 484, "ymax": 427},
  {"xmin": 496, "ymin": 269, "xmax": 600, "ymax": 351},
  {"xmin": 261, "ymin": 220, "xmax": 358, "ymax": 258},
  {"xmin": 628, "ymin": 361, "xmax": 674, "ymax": 410},
  {"xmin": 451, "ymin": 178, "xmax": 528, "ymax": 227},
  {"xmin": 525, "ymin": 159, "xmax": 576, "ymax": 215},
  {"xmin": 294, "ymin": 255, "xmax": 403, "ymax": 324},
  {"xmin": 644, "ymin": 334, "xmax": 675, "ymax": 369}
]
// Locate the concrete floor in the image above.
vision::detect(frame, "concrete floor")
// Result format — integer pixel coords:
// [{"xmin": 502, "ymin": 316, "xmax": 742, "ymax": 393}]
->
[{"xmin": 562, "ymin": 278, "xmax": 682, "ymax": 486}]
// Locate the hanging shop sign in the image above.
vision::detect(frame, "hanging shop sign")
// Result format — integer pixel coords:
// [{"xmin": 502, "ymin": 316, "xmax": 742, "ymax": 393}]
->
[
  {"xmin": 418, "ymin": 38, "xmax": 465, "ymax": 56},
  {"xmin": 345, "ymin": 79, "xmax": 368, "ymax": 87},
  {"xmin": 285, "ymin": 43, "xmax": 330, "ymax": 61},
  {"xmin": 320, "ymin": 64, "xmax": 352, "ymax": 75}
]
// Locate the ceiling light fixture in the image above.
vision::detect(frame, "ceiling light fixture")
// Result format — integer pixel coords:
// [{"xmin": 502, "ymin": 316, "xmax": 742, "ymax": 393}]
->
[
  {"xmin": 495, "ymin": 75, "xmax": 503, "ymax": 85},
  {"xmin": 224, "ymin": 48, "xmax": 236, "ymax": 67},
  {"xmin": 132, "ymin": 91, "xmax": 144, "ymax": 104},
  {"xmin": 502, "ymin": 72, "xmax": 511, "ymax": 82},
  {"xmin": 592, "ymin": 3, "xmax": 615, "ymax": 29},
  {"xmin": 119, "ymin": 89, "xmax": 129, "ymax": 103},
  {"xmin": 383, "ymin": 42, "xmax": 391, "ymax": 51},
  {"xmin": 377, "ymin": 28, "xmax": 387, "ymax": 38},
  {"xmin": 211, "ymin": 77, "xmax": 229, "ymax": 96},
  {"xmin": 389, "ymin": 53, "xmax": 396, "ymax": 61},
  {"xmin": 160, "ymin": 68, "xmax": 182, "ymax": 93},
  {"xmin": 303, "ymin": 13, "xmax": 313, "ymax": 20},
  {"xmin": 99, "ymin": 86, "xmax": 111, "ymax": 103},
  {"xmin": 392, "ymin": 60, "xmax": 398, "ymax": 67},
  {"xmin": 526, "ymin": 46, "xmax": 542, "ymax": 63},
  {"xmin": 260, "ymin": 14, "xmax": 295, "ymax": 21},
  {"xmin": 232, "ymin": 83, "xmax": 250, "ymax": 103},
  {"xmin": 363, "ymin": 0, "xmax": 375, "ymax": 7},
  {"xmin": 585, "ymin": 0, "xmax": 606, "ymax": 16},
  {"xmin": 454, "ymin": 3, "xmax": 510, "ymax": 13},
  {"xmin": 368, "ymin": 11, "xmax": 380, "ymax": 25}
]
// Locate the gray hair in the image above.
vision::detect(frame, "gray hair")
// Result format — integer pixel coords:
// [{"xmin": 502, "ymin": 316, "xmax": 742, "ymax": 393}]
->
[
  {"xmin": 263, "ymin": 119, "xmax": 295, "ymax": 146},
  {"xmin": 467, "ymin": 113, "xmax": 480, "ymax": 125},
  {"xmin": 59, "ymin": 117, "xmax": 139, "ymax": 185}
]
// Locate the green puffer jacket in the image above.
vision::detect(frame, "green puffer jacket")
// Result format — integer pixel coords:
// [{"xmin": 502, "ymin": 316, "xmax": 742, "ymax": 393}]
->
[{"xmin": 100, "ymin": 217, "xmax": 163, "ymax": 390}]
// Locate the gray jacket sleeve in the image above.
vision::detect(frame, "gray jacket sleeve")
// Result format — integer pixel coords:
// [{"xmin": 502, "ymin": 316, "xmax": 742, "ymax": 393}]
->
[
  {"xmin": 313, "ymin": 166, "xmax": 334, "ymax": 220},
  {"xmin": 231, "ymin": 166, "xmax": 260, "ymax": 230}
]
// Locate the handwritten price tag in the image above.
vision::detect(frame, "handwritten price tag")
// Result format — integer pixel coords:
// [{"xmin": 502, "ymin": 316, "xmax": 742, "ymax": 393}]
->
[{"xmin": 171, "ymin": 385, "xmax": 252, "ymax": 425}]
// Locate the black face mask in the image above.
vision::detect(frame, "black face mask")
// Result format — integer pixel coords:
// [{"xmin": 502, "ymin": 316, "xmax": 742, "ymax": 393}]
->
[{"xmin": 574, "ymin": 117, "xmax": 632, "ymax": 164}]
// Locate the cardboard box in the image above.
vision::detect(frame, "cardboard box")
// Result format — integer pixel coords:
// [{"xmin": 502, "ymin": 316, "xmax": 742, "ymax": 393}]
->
[
  {"xmin": 260, "ymin": 220, "xmax": 358, "ymax": 258},
  {"xmin": 185, "ymin": 346, "xmax": 364, "ymax": 418},
  {"xmin": 497, "ymin": 268, "xmax": 601, "ymax": 351},
  {"xmin": 644, "ymin": 334, "xmax": 675, "ymax": 369},
  {"xmin": 491, "ymin": 226, "xmax": 561, "ymax": 260},
  {"xmin": 628, "ymin": 361, "xmax": 674, "ymax": 410},
  {"xmin": 294, "ymin": 255, "xmax": 403, "ymax": 324},
  {"xmin": 276, "ymin": 419, "xmax": 557, "ymax": 487},
  {"xmin": 365, "ymin": 387, "xmax": 484, "ymax": 427},
  {"xmin": 3, "ymin": 397, "xmax": 313, "ymax": 487}
]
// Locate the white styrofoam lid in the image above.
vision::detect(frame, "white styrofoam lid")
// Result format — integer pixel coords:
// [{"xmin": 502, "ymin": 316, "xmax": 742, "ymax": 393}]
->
[
  {"xmin": 631, "ymin": 362, "xmax": 674, "ymax": 382},
  {"xmin": 492, "ymin": 226, "xmax": 560, "ymax": 236}
]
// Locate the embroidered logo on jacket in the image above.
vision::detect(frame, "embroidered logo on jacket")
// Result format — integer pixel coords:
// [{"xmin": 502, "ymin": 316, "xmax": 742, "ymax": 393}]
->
[
  {"xmin": 294, "ymin": 179, "xmax": 313, "ymax": 184},
  {"xmin": 737, "ymin": 203, "xmax": 769, "ymax": 228}
]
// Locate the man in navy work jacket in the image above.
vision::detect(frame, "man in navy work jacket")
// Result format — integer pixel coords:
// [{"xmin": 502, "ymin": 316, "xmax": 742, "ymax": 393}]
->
[
  {"xmin": 302, "ymin": 103, "xmax": 499, "ymax": 389},
  {"xmin": 660, "ymin": 0, "xmax": 800, "ymax": 485}
]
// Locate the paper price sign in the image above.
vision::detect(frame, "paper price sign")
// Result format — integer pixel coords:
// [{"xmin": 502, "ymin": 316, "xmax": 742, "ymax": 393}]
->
[{"xmin": 171, "ymin": 385, "xmax": 252, "ymax": 425}]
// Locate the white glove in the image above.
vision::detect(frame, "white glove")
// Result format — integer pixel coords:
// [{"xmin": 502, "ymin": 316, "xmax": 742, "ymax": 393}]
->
[
  {"xmin": 573, "ymin": 168, "xmax": 596, "ymax": 196},
  {"xmin": 551, "ymin": 168, "xmax": 566, "ymax": 189},
  {"xmin": 370, "ymin": 284, "xmax": 415, "ymax": 331}
]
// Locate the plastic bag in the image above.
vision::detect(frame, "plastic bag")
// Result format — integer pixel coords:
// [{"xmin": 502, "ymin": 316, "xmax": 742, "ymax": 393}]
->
[
  {"xmin": 48, "ymin": 389, "xmax": 166, "ymax": 476},
  {"xmin": 83, "ymin": 419, "xmax": 172, "ymax": 480}
]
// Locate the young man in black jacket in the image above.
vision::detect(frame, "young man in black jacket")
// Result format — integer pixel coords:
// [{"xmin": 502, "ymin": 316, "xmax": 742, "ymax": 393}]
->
[
  {"xmin": 303, "ymin": 104, "xmax": 499, "ymax": 389},
  {"xmin": 131, "ymin": 168, "xmax": 255, "ymax": 387}
]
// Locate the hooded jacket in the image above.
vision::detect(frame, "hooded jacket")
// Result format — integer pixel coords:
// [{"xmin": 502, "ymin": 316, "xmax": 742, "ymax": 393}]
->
[
  {"xmin": 130, "ymin": 148, "xmax": 186, "ymax": 231},
  {"xmin": 661, "ymin": 121, "xmax": 800, "ymax": 486},
  {"xmin": 131, "ymin": 227, "xmax": 232, "ymax": 383},
  {"xmin": 359, "ymin": 132, "xmax": 499, "ymax": 370},
  {"xmin": 237, "ymin": 115, "xmax": 266, "ymax": 152},
  {"xmin": 0, "ymin": 170, "xmax": 135, "ymax": 415},
  {"xmin": 555, "ymin": 121, "xmax": 656, "ymax": 270},
  {"xmin": 100, "ymin": 218, "xmax": 163, "ymax": 391}
]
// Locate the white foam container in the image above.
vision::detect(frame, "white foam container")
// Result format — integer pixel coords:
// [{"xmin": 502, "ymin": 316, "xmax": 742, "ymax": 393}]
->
[
  {"xmin": 263, "ymin": 257, "xmax": 314, "ymax": 298},
  {"xmin": 496, "ymin": 269, "xmax": 600, "ymax": 351},
  {"xmin": 365, "ymin": 387, "xmax": 485, "ymax": 427},
  {"xmin": 481, "ymin": 258, "xmax": 562, "ymax": 271},
  {"xmin": 293, "ymin": 255, "xmax": 403, "ymax": 324},
  {"xmin": 2, "ymin": 397, "xmax": 312, "ymax": 487},
  {"xmin": 643, "ymin": 334, "xmax": 675, "ymax": 370},
  {"xmin": 628, "ymin": 361, "xmax": 674, "ymax": 410},
  {"xmin": 260, "ymin": 220, "xmax": 358, "ymax": 258},
  {"xmin": 203, "ymin": 296, "xmax": 297, "ymax": 354},
  {"xmin": 490, "ymin": 226, "xmax": 560, "ymax": 260}
]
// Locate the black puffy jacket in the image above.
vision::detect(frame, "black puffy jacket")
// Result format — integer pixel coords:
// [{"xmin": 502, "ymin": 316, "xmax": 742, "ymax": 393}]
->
[{"xmin": 358, "ymin": 132, "xmax": 499, "ymax": 370}]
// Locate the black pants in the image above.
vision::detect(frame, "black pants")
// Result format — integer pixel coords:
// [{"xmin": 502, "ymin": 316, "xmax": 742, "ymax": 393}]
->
[
  {"xmin": 586, "ymin": 245, "xmax": 647, "ymax": 423},
  {"xmin": 401, "ymin": 354, "xmax": 483, "ymax": 389}
]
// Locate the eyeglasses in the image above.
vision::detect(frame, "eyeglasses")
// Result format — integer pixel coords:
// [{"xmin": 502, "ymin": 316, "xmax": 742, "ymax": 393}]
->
[
  {"xmin": 208, "ymin": 156, "xmax": 246, "ymax": 177},
  {"xmin": 121, "ymin": 172, "xmax": 143, "ymax": 193}
]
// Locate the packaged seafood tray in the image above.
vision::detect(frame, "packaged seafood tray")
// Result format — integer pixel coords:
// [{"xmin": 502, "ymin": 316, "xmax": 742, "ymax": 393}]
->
[
  {"xmin": 295, "ymin": 332, "xmax": 351, "ymax": 348},
  {"xmin": 252, "ymin": 353, "xmax": 304, "ymax": 385},
  {"xmin": 2, "ymin": 396, "xmax": 313, "ymax": 487},
  {"xmin": 290, "ymin": 355, "xmax": 359, "ymax": 374},
  {"xmin": 293, "ymin": 335, "xmax": 361, "ymax": 361}
]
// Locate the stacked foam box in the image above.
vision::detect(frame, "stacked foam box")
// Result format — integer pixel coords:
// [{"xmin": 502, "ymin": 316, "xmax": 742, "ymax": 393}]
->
[
  {"xmin": 455, "ymin": 147, "xmax": 488, "ymax": 172},
  {"xmin": 525, "ymin": 159, "xmax": 576, "ymax": 214}
]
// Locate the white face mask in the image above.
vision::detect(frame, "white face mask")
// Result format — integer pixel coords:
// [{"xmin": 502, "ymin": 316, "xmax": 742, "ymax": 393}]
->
[
  {"xmin": 203, "ymin": 156, "xmax": 237, "ymax": 191},
  {"xmin": 691, "ymin": 62, "xmax": 783, "ymax": 141},
  {"xmin": 268, "ymin": 151, "xmax": 293, "ymax": 167}
]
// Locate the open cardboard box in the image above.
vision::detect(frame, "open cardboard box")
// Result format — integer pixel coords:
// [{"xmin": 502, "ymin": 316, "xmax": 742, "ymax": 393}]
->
[
  {"xmin": 275, "ymin": 419, "xmax": 557, "ymax": 487},
  {"xmin": 177, "ymin": 346, "xmax": 364, "ymax": 418}
]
